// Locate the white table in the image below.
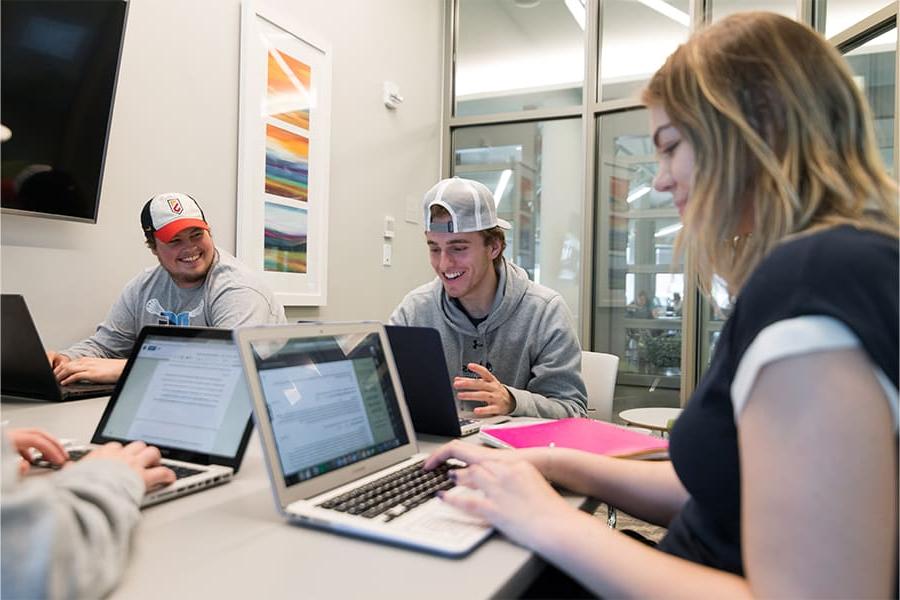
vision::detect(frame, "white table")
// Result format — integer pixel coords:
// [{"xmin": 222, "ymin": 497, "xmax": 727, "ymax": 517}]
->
[
  {"xmin": 618, "ymin": 407, "xmax": 682, "ymax": 432},
  {"xmin": 2, "ymin": 397, "xmax": 594, "ymax": 599}
]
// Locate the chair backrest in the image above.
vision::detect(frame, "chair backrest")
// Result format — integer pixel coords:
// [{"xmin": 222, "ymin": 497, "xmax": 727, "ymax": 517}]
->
[{"xmin": 581, "ymin": 351, "xmax": 619, "ymax": 422}]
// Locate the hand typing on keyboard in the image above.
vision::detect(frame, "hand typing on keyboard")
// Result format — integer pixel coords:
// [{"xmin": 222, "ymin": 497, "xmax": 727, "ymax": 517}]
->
[
  {"xmin": 8, "ymin": 428, "xmax": 69, "ymax": 474},
  {"xmin": 425, "ymin": 440, "xmax": 575, "ymax": 550}
]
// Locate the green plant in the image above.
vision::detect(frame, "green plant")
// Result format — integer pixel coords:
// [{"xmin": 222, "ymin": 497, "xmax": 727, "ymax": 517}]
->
[{"xmin": 638, "ymin": 333, "xmax": 681, "ymax": 368}]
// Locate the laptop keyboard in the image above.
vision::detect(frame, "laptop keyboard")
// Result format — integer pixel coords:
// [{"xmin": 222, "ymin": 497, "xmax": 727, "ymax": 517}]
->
[
  {"xmin": 317, "ymin": 461, "xmax": 458, "ymax": 521},
  {"xmin": 47, "ymin": 448, "xmax": 203, "ymax": 479}
]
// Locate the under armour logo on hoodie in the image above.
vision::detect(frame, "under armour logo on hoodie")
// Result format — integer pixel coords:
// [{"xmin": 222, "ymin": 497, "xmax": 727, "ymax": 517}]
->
[{"xmin": 472, "ymin": 339, "xmax": 484, "ymax": 350}]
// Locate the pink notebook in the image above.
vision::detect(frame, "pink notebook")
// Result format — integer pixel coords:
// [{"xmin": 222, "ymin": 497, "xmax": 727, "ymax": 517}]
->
[{"xmin": 480, "ymin": 418, "xmax": 668, "ymax": 459}]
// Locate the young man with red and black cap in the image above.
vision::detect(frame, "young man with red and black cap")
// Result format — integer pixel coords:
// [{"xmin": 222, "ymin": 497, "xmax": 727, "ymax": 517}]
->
[
  {"xmin": 48, "ymin": 193, "xmax": 286, "ymax": 385},
  {"xmin": 389, "ymin": 177, "xmax": 587, "ymax": 419}
]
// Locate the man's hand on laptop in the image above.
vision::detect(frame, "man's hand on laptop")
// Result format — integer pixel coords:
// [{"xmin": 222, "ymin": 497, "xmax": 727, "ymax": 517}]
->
[
  {"xmin": 46, "ymin": 351, "xmax": 70, "ymax": 369},
  {"xmin": 454, "ymin": 363, "xmax": 516, "ymax": 416},
  {"xmin": 82, "ymin": 441, "xmax": 177, "ymax": 491},
  {"xmin": 53, "ymin": 357, "xmax": 126, "ymax": 385}
]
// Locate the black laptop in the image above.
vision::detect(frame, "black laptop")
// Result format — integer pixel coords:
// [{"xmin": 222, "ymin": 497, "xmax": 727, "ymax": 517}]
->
[
  {"xmin": 1, "ymin": 294, "xmax": 116, "ymax": 401},
  {"xmin": 384, "ymin": 325, "xmax": 482, "ymax": 437}
]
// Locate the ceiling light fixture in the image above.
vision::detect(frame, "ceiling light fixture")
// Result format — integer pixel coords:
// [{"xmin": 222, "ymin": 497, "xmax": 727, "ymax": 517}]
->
[
  {"xmin": 626, "ymin": 184, "xmax": 652, "ymax": 204},
  {"xmin": 564, "ymin": 0, "xmax": 585, "ymax": 30},
  {"xmin": 654, "ymin": 223, "xmax": 684, "ymax": 238},
  {"xmin": 493, "ymin": 169, "xmax": 513, "ymax": 207},
  {"xmin": 637, "ymin": 0, "xmax": 689, "ymax": 27}
]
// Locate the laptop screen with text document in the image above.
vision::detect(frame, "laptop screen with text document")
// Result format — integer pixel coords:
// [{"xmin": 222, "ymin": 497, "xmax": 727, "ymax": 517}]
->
[
  {"xmin": 94, "ymin": 332, "xmax": 251, "ymax": 464},
  {"xmin": 249, "ymin": 331, "xmax": 411, "ymax": 487}
]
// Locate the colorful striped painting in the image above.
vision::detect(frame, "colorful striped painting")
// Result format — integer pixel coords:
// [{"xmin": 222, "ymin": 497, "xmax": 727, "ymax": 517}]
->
[
  {"xmin": 264, "ymin": 202, "xmax": 307, "ymax": 273},
  {"xmin": 265, "ymin": 124, "xmax": 308, "ymax": 201},
  {"xmin": 267, "ymin": 50, "xmax": 311, "ymax": 130}
]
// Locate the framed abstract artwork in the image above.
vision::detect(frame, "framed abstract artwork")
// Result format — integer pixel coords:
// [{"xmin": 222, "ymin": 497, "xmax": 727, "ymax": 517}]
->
[{"xmin": 237, "ymin": 1, "xmax": 331, "ymax": 305}]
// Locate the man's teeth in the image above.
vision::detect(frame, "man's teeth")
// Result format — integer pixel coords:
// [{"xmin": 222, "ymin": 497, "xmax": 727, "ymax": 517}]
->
[
  {"xmin": 181, "ymin": 255, "xmax": 200, "ymax": 263},
  {"xmin": 445, "ymin": 271, "xmax": 463, "ymax": 280}
]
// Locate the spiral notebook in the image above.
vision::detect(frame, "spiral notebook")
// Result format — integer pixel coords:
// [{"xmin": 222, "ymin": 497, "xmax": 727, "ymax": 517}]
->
[{"xmin": 480, "ymin": 418, "xmax": 669, "ymax": 459}]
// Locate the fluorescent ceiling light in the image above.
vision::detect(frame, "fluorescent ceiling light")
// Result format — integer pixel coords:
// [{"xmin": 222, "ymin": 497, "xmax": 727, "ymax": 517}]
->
[
  {"xmin": 626, "ymin": 184, "xmax": 652, "ymax": 204},
  {"xmin": 637, "ymin": 0, "xmax": 689, "ymax": 27},
  {"xmin": 654, "ymin": 222, "xmax": 683, "ymax": 238},
  {"xmin": 565, "ymin": 0, "xmax": 585, "ymax": 30},
  {"xmin": 493, "ymin": 169, "xmax": 513, "ymax": 207}
]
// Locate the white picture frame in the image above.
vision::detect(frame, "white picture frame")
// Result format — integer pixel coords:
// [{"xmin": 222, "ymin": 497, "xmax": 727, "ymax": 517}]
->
[{"xmin": 237, "ymin": 1, "xmax": 331, "ymax": 306}]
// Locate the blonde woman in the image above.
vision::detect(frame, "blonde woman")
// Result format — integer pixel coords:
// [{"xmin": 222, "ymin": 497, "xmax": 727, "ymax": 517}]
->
[{"xmin": 426, "ymin": 12, "xmax": 898, "ymax": 598}]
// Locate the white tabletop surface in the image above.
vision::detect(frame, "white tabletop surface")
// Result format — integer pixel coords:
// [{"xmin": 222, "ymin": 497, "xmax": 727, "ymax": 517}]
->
[
  {"xmin": 2, "ymin": 397, "xmax": 593, "ymax": 599},
  {"xmin": 618, "ymin": 407, "xmax": 683, "ymax": 431}
]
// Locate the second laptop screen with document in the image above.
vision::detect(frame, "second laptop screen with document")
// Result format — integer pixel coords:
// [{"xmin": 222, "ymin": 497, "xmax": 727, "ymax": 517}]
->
[
  {"xmin": 99, "ymin": 335, "xmax": 250, "ymax": 457},
  {"xmin": 249, "ymin": 332, "xmax": 409, "ymax": 486}
]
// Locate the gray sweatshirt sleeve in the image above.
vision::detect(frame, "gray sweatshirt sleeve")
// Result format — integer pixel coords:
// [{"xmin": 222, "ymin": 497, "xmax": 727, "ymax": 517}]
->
[
  {"xmin": 387, "ymin": 302, "xmax": 411, "ymax": 326},
  {"xmin": 206, "ymin": 286, "xmax": 286, "ymax": 328},
  {"xmin": 60, "ymin": 278, "xmax": 143, "ymax": 360},
  {"xmin": 1, "ymin": 433, "xmax": 144, "ymax": 600},
  {"xmin": 507, "ymin": 297, "xmax": 588, "ymax": 418}
]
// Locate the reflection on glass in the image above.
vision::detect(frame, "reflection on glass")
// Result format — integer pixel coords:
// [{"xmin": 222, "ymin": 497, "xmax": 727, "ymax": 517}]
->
[
  {"xmin": 593, "ymin": 110, "xmax": 684, "ymax": 393},
  {"xmin": 710, "ymin": 0, "xmax": 796, "ymax": 21},
  {"xmin": 456, "ymin": 0, "xmax": 584, "ymax": 117},
  {"xmin": 452, "ymin": 118, "xmax": 584, "ymax": 326},
  {"xmin": 600, "ymin": 0, "xmax": 689, "ymax": 101},
  {"xmin": 845, "ymin": 27, "xmax": 896, "ymax": 176},
  {"xmin": 824, "ymin": 1, "xmax": 896, "ymax": 37},
  {"xmin": 699, "ymin": 276, "xmax": 735, "ymax": 370}
]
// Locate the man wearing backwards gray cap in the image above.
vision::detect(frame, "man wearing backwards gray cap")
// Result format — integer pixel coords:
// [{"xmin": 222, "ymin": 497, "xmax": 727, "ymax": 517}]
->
[
  {"xmin": 390, "ymin": 177, "xmax": 587, "ymax": 419},
  {"xmin": 47, "ymin": 193, "xmax": 286, "ymax": 385}
]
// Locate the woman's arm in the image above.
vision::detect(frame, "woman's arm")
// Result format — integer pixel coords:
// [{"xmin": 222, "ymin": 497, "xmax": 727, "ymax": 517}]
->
[
  {"xmin": 438, "ymin": 346, "xmax": 896, "ymax": 598},
  {"xmin": 427, "ymin": 442, "xmax": 689, "ymax": 527},
  {"xmin": 739, "ymin": 348, "xmax": 897, "ymax": 598}
]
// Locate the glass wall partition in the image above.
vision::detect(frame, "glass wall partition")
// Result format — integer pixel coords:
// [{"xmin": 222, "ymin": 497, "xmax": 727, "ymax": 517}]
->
[
  {"xmin": 844, "ymin": 26, "xmax": 897, "ymax": 176},
  {"xmin": 599, "ymin": 0, "xmax": 690, "ymax": 102},
  {"xmin": 710, "ymin": 0, "xmax": 796, "ymax": 21},
  {"xmin": 447, "ymin": 0, "xmax": 899, "ymax": 416},
  {"xmin": 451, "ymin": 119, "xmax": 584, "ymax": 326},
  {"xmin": 592, "ymin": 109, "xmax": 682, "ymax": 410},
  {"xmin": 455, "ymin": 0, "xmax": 585, "ymax": 117}
]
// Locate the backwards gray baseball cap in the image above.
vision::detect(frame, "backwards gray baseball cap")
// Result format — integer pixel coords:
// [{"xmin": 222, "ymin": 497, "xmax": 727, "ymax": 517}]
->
[{"xmin": 423, "ymin": 177, "xmax": 512, "ymax": 233}]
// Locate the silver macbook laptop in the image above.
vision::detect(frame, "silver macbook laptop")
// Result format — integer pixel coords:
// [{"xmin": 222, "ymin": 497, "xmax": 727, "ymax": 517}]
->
[
  {"xmin": 51, "ymin": 326, "xmax": 254, "ymax": 507},
  {"xmin": 233, "ymin": 321, "xmax": 493, "ymax": 557}
]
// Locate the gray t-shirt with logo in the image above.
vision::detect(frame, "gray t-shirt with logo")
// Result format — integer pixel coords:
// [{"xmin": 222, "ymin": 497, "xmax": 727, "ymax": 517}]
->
[{"xmin": 62, "ymin": 248, "xmax": 286, "ymax": 359}]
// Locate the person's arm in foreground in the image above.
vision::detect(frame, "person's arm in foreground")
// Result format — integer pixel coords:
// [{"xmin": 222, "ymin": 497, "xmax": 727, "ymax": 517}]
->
[
  {"xmin": 429, "ymin": 348, "xmax": 896, "ymax": 598},
  {"xmin": 1, "ymin": 430, "xmax": 175, "ymax": 599}
]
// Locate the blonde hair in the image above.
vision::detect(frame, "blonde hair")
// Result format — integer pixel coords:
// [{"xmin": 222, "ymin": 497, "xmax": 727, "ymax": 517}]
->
[{"xmin": 642, "ymin": 12, "xmax": 898, "ymax": 296}]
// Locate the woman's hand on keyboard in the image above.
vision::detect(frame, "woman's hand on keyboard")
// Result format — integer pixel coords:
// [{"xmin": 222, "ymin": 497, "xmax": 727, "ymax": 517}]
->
[
  {"xmin": 82, "ymin": 441, "xmax": 177, "ymax": 491},
  {"xmin": 423, "ymin": 440, "xmax": 517, "ymax": 472},
  {"xmin": 440, "ymin": 459, "xmax": 574, "ymax": 548},
  {"xmin": 53, "ymin": 357, "xmax": 126, "ymax": 385}
]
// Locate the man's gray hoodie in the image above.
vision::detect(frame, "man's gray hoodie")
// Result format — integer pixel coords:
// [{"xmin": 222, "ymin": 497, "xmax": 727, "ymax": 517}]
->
[{"xmin": 390, "ymin": 259, "xmax": 587, "ymax": 418}]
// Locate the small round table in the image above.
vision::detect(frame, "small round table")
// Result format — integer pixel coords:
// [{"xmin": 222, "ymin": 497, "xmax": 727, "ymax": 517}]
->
[{"xmin": 618, "ymin": 407, "xmax": 683, "ymax": 433}]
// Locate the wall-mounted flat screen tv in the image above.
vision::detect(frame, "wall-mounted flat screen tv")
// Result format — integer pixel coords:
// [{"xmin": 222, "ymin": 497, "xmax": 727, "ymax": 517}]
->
[{"xmin": 1, "ymin": 0, "xmax": 128, "ymax": 223}]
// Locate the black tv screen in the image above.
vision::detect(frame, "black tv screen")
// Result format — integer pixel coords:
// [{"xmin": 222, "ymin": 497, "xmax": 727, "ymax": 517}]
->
[{"xmin": 1, "ymin": 0, "xmax": 128, "ymax": 222}]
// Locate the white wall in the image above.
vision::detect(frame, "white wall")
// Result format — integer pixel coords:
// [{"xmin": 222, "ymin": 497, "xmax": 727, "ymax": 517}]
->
[{"xmin": 0, "ymin": 0, "xmax": 441, "ymax": 349}]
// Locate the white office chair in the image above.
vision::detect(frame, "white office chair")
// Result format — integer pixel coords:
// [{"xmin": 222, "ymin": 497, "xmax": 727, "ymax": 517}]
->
[
  {"xmin": 581, "ymin": 350, "xmax": 621, "ymax": 528},
  {"xmin": 581, "ymin": 350, "xmax": 619, "ymax": 422}
]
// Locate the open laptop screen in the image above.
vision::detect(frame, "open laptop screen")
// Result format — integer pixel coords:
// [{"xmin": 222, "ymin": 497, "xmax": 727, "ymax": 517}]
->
[
  {"xmin": 96, "ymin": 333, "xmax": 250, "ymax": 459},
  {"xmin": 249, "ymin": 331, "xmax": 409, "ymax": 487}
]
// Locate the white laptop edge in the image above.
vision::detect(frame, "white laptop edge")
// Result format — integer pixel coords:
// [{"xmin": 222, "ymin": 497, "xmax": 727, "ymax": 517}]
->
[
  {"xmin": 233, "ymin": 321, "xmax": 492, "ymax": 557},
  {"xmin": 233, "ymin": 322, "xmax": 421, "ymax": 509}
]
